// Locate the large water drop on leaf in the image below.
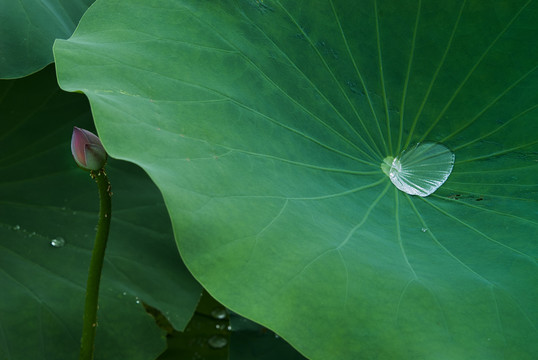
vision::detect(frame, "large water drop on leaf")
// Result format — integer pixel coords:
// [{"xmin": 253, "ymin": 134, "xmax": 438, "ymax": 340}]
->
[{"xmin": 381, "ymin": 142, "xmax": 455, "ymax": 197}]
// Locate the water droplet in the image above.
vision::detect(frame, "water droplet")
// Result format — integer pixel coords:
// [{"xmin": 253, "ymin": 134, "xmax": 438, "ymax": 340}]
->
[
  {"xmin": 421, "ymin": 227, "xmax": 428, "ymax": 233},
  {"xmin": 50, "ymin": 237, "xmax": 66, "ymax": 248},
  {"xmin": 13, "ymin": 225, "xmax": 20, "ymax": 230},
  {"xmin": 215, "ymin": 323, "xmax": 227, "ymax": 330},
  {"xmin": 122, "ymin": 292, "xmax": 127, "ymax": 296},
  {"xmin": 208, "ymin": 335, "xmax": 228, "ymax": 349},
  {"xmin": 211, "ymin": 308, "xmax": 227, "ymax": 320},
  {"xmin": 381, "ymin": 142, "xmax": 455, "ymax": 197}
]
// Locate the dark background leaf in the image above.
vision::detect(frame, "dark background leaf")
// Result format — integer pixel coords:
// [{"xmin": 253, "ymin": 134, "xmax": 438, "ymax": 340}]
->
[
  {"xmin": 0, "ymin": 0, "xmax": 94, "ymax": 79},
  {"xmin": 0, "ymin": 65, "xmax": 201, "ymax": 359}
]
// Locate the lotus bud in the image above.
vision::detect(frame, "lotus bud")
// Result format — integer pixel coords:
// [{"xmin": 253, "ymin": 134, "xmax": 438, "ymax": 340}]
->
[{"xmin": 71, "ymin": 127, "xmax": 107, "ymax": 171}]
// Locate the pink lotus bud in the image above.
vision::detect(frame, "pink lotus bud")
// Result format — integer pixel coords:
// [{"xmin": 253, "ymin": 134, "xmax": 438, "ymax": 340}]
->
[{"xmin": 71, "ymin": 127, "xmax": 107, "ymax": 171}]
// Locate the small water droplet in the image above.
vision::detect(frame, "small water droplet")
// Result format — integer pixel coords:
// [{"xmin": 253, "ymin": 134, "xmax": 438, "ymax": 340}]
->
[
  {"xmin": 208, "ymin": 335, "xmax": 228, "ymax": 349},
  {"xmin": 211, "ymin": 308, "xmax": 227, "ymax": 320},
  {"xmin": 122, "ymin": 292, "xmax": 127, "ymax": 296},
  {"xmin": 421, "ymin": 228, "xmax": 428, "ymax": 233},
  {"xmin": 215, "ymin": 323, "xmax": 227, "ymax": 330},
  {"xmin": 13, "ymin": 225, "xmax": 20, "ymax": 230},
  {"xmin": 227, "ymin": 325, "xmax": 232, "ymax": 331},
  {"xmin": 50, "ymin": 237, "xmax": 66, "ymax": 248}
]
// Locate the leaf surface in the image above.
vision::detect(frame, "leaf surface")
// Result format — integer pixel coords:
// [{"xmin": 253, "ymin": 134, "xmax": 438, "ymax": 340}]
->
[{"xmin": 54, "ymin": 1, "xmax": 538, "ymax": 359}]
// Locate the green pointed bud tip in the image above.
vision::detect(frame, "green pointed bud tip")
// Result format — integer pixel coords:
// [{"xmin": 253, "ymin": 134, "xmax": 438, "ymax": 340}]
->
[{"xmin": 71, "ymin": 127, "xmax": 107, "ymax": 171}]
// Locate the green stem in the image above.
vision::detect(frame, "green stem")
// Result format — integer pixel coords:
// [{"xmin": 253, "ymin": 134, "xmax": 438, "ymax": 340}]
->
[{"xmin": 80, "ymin": 169, "xmax": 112, "ymax": 360}]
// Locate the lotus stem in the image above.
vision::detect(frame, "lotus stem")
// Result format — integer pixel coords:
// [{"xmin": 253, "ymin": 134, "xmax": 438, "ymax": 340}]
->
[{"xmin": 79, "ymin": 169, "xmax": 112, "ymax": 360}]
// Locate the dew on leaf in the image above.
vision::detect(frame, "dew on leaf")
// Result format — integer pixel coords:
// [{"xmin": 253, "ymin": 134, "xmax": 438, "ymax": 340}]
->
[
  {"xmin": 381, "ymin": 142, "xmax": 455, "ymax": 197},
  {"xmin": 208, "ymin": 335, "xmax": 227, "ymax": 349},
  {"xmin": 210, "ymin": 308, "xmax": 227, "ymax": 320},
  {"xmin": 50, "ymin": 237, "xmax": 66, "ymax": 248},
  {"xmin": 13, "ymin": 225, "xmax": 20, "ymax": 230}
]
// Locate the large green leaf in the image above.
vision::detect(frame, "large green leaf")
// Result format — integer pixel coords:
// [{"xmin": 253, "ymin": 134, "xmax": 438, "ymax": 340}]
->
[
  {"xmin": 0, "ymin": 65, "xmax": 201, "ymax": 359},
  {"xmin": 0, "ymin": 0, "xmax": 94, "ymax": 79},
  {"xmin": 53, "ymin": 0, "xmax": 538, "ymax": 358}
]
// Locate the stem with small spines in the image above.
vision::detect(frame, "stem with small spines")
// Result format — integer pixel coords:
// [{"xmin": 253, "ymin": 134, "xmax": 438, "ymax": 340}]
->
[{"xmin": 79, "ymin": 168, "xmax": 112, "ymax": 360}]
